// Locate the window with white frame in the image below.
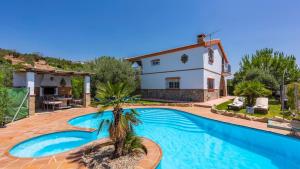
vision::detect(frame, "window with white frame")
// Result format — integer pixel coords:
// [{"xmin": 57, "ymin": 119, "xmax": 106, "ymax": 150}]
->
[
  {"xmin": 151, "ymin": 59, "xmax": 160, "ymax": 66},
  {"xmin": 166, "ymin": 77, "xmax": 180, "ymax": 89}
]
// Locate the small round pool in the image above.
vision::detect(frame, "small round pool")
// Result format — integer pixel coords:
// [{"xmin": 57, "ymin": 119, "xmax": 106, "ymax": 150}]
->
[{"xmin": 9, "ymin": 130, "xmax": 94, "ymax": 158}]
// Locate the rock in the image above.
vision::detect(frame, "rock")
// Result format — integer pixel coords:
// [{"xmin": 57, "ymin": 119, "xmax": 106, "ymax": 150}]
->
[
  {"xmin": 224, "ymin": 111, "xmax": 235, "ymax": 117},
  {"xmin": 255, "ymin": 117, "xmax": 268, "ymax": 123},
  {"xmin": 235, "ymin": 113, "xmax": 245, "ymax": 119},
  {"xmin": 81, "ymin": 145, "xmax": 144, "ymax": 169},
  {"xmin": 211, "ymin": 108, "xmax": 217, "ymax": 113},
  {"xmin": 272, "ymin": 116, "xmax": 291, "ymax": 123}
]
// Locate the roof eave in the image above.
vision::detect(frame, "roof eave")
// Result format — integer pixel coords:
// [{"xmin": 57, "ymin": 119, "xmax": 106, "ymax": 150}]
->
[
  {"xmin": 126, "ymin": 40, "xmax": 229, "ymax": 63},
  {"xmin": 15, "ymin": 68, "xmax": 94, "ymax": 76}
]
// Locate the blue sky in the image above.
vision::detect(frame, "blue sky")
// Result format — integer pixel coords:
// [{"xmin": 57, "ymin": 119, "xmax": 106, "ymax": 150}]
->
[{"xmin": 0, "ymin": 0, "xmax": 299, "ymax": 72}]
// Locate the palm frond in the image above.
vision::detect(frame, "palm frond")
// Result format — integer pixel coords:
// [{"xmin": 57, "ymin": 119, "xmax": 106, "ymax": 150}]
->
[
  {"xmin": 94, "ymin": 81, "xmax": 145, "ymax": 158},
  {"xmin": 124, "ymin": 132, "xmax": 147, "ymax": 155},
  {"xmin": 97, "ymin": 104, "xmax": 111, "ymax": 114},
  {"xmin": 97, "ymin": 119, "xmax": 112, "ymax": 135}
]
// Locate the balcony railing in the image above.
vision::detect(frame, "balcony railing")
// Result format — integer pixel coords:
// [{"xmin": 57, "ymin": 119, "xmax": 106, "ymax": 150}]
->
[{"xmin": 222, "ymin": 63, "xmax": 231, "ymax": 76}]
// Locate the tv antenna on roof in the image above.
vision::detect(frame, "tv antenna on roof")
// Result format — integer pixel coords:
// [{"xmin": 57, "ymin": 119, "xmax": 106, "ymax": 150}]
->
[{"xmin": 205, "ymin": 29, "xmax": 221, "ymax": 47}]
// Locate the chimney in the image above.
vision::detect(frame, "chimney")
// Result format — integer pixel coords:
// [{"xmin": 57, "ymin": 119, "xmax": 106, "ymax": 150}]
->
[{"xmin": 197, "ymin": 34, "xmax": 206, "ymax": 44}]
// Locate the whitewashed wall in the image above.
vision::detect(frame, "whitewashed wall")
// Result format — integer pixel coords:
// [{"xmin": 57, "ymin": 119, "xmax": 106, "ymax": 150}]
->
[
  {"xmin": 141, "ymin": 69, "xmax": 204, "ymax": 89},
  {"xmin": 202, "ymin": 45, "xmax": 223, "ymax": 89},
  {"xmin": 140, "ymin": 44, "xmax": 225, "ymax": 90},
  {"xmin": 141, "ymin": 47, "xmax": 205, "ymax": 74},
  {"xmin": 203, "ymin": 71, "xmax": 221, "ymax": 89},
  {"xmin": 13, "ymin": 73, "xmax": 71, "ymax": 87},
  {"xmin": 203, "ymin": 45, "xmax": 223, "ymax": 74},
  {"xmin": 36, "ymin": 74, "xmax": 71, "ymax": 87}
]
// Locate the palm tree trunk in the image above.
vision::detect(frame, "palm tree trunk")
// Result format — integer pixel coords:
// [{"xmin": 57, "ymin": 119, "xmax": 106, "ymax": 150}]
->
[
  {"xmin": 112, "ymin": 106, "xmax": 125, "ymax": 158},
  {"xmin": 113, "ymin": 138, "xmax": 125, "ymax": 158}
]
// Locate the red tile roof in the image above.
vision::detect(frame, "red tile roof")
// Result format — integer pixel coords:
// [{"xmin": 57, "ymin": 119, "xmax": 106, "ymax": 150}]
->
[{"xmin": 127, "ymin": 39, "xmax": 229, "ymax": 63}]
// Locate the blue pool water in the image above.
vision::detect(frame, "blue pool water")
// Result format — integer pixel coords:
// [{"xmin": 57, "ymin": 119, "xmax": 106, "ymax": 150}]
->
[
  {"xmin": 10, "ymin": 130, "xmax": 94, "ymax": 157},
  {"xmin": 10, "ymin": 108, "xmax": 300, "ymax": 169}
]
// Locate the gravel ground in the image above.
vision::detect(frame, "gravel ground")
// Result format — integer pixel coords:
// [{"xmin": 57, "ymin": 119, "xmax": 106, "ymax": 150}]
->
[{"xmin": 82, "ymin": 145, "xmax": 144, "ymax": 169}]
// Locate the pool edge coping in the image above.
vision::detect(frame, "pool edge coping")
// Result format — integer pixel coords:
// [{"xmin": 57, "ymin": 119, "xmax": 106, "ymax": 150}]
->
[
  {"xmin": 5, "ymin": 136, "xmax": 162, "ymax": 169},
  {"xmin": 4, "ymin": 108, "xmax": 163, "ymax": 169},
  {"xmin": 2, "ymin": 105, "xmax": 295, "ymax": 169}
]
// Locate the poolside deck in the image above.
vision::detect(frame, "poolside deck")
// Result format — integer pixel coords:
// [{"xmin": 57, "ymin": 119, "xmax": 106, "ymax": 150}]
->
[
  {"xmin": 142, "ymin": 96, "xmax": 235, "ymax": 108},
  {"xmin": 193, "ymin": 96, "xmax": 235, "ymax": 108},
  {"xmin": 0, "ymin": 105, "xmax": 293, "ymax": 169}
]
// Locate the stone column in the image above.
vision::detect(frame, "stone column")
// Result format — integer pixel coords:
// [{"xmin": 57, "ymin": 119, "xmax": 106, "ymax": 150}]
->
[
  {"xmin": 83, "ymin": 75, "xmax": 91, "ymax": 107},
  {"xmin": 223, "ymin": 77, "xmax": 227, "ymax": 96},
  {"xmin": 26, "ymin": 72, "xmax": 35, "ymax": 116}
]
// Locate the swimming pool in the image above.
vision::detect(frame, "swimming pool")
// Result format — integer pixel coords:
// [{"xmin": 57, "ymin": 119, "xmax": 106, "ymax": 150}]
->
[
  {"xmin": 9, "ymin": 130, "xmax": 94, "ymax": 158},
  {"xmin": 10, "ymin": 108, "xmax": 300, "ymax": 169}
]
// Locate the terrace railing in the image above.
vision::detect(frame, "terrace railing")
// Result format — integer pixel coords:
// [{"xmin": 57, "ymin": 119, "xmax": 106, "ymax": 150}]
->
[{"xmin": 222, "ymin": 63, "xmax": 231, "ymax": 76}]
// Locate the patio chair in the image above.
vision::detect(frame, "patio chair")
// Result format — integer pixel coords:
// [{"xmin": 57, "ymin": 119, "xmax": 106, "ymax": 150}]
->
[
  {"xmin": 227, "ymin": 97, "xmax": 245, "ymax": 110},
  {"xmin": 253, "ymin": 97, "xmax": 269, "ymax": 114},
  {"xmin": 41, "ymin": 96, "xmax": 50, "ymax": 110}
]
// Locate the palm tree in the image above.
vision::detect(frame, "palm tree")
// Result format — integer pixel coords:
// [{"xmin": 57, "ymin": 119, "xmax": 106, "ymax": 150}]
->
[
  {"xmin": 96, "ymin": 82, "xmax": 145, "ymax": 159},
  {"xmin": 234, "ymin": 81, "xmax": 272, "ymax": 106}
]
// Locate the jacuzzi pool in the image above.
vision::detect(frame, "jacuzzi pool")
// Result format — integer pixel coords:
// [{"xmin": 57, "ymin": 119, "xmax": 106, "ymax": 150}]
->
[
  {"xmin": 9, "ymin": 130, "xmax": 94, "ymax": 158},
  {"xmin": 9, "ymin": 108, "xmax": 300, "ymax": 169}
]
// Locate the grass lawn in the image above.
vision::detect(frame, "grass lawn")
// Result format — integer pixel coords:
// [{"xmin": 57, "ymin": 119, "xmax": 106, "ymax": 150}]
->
[{"xmin": 215, "ymin": 99, "xmax": 285, "ymax": 119}]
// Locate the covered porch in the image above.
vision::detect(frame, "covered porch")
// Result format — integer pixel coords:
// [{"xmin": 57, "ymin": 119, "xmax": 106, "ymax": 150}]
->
[{"xmin": 13, "ymin": 69, "xmax": 92, "ymax": 115}]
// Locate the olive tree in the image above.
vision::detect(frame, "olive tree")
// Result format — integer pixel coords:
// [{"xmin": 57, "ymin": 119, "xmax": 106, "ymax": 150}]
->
[{"xmin": 86, "ymin": 57, "xmax": 139, "ymax": 96}]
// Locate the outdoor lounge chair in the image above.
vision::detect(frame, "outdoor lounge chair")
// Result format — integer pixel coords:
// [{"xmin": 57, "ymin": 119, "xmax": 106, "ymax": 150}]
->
[
  {"xmin": 228, "ymin": 97, "xmax": 245, "ymax": 110},
  {"xmin": 253, "ymin": 97, "xmax": 269, "ymax": 114}
]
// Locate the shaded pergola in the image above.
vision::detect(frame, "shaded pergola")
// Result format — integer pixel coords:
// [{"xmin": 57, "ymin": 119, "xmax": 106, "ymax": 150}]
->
[{"xmin": 5, "ymin": 55, "xmax": 93, "ymax": 115}]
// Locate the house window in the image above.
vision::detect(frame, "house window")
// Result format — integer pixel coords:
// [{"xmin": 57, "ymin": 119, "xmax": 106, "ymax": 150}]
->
[
  {"xmin": 207, "ymin": 78, "xmax": 215, "ymax": 92},
  {"xmin": 166, "ymin": 77, "xmax": 180, "ymax": 89},
  {"xmin": 151, "ymin": 59, "xmax": 160, "ymax": 66},
  {"xmin": 208, "ymin": 48, "xmax": 214, "ymax": 64},
  {"xmin": 181, "ymin": 54, "xmax": 188, "ymax": 63}
]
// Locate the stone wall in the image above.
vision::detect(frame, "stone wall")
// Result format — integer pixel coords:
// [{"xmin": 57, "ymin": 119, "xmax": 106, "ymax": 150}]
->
[
  {"xmin": 141, "ymin": 89, "xmax": 222, "ymax": 102},
  {"xmin": 83, "ymin": 93, "xmax": 91, "ymax": 107},
  {"xmin": 29, "ymin": 95, "xmax": 35, "ymax": 116},
  {"xmin": 203, "ymin": 89, "xmax": 220, "ymax": 102},
  {"xmin": 141, "ymin": 89, "xmax": 205, "ymax": 102},
  {"xmin": 211, "ymin": 106, "xmax": 269, "ymax": 123}
]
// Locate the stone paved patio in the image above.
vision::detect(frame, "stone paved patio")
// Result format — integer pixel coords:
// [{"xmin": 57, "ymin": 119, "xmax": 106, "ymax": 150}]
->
[
  {"xmin": 193, "ymin": 96, "xmax": 235, "ymax": 108},
  {"xmin": 0, "ymin": 105, "xmax": 293, "ymax": 169}
]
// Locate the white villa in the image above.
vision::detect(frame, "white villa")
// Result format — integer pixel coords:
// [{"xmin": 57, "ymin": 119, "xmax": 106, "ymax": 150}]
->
[{"xmin": 127, "ymin": 34, "xmax": 231, "ymax": 102}]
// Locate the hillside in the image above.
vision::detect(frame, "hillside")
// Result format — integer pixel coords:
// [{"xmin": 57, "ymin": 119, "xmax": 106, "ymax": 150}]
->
[{"xmin": 0, "ymin": 48, "xmax": 85, "ymax": 72}]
